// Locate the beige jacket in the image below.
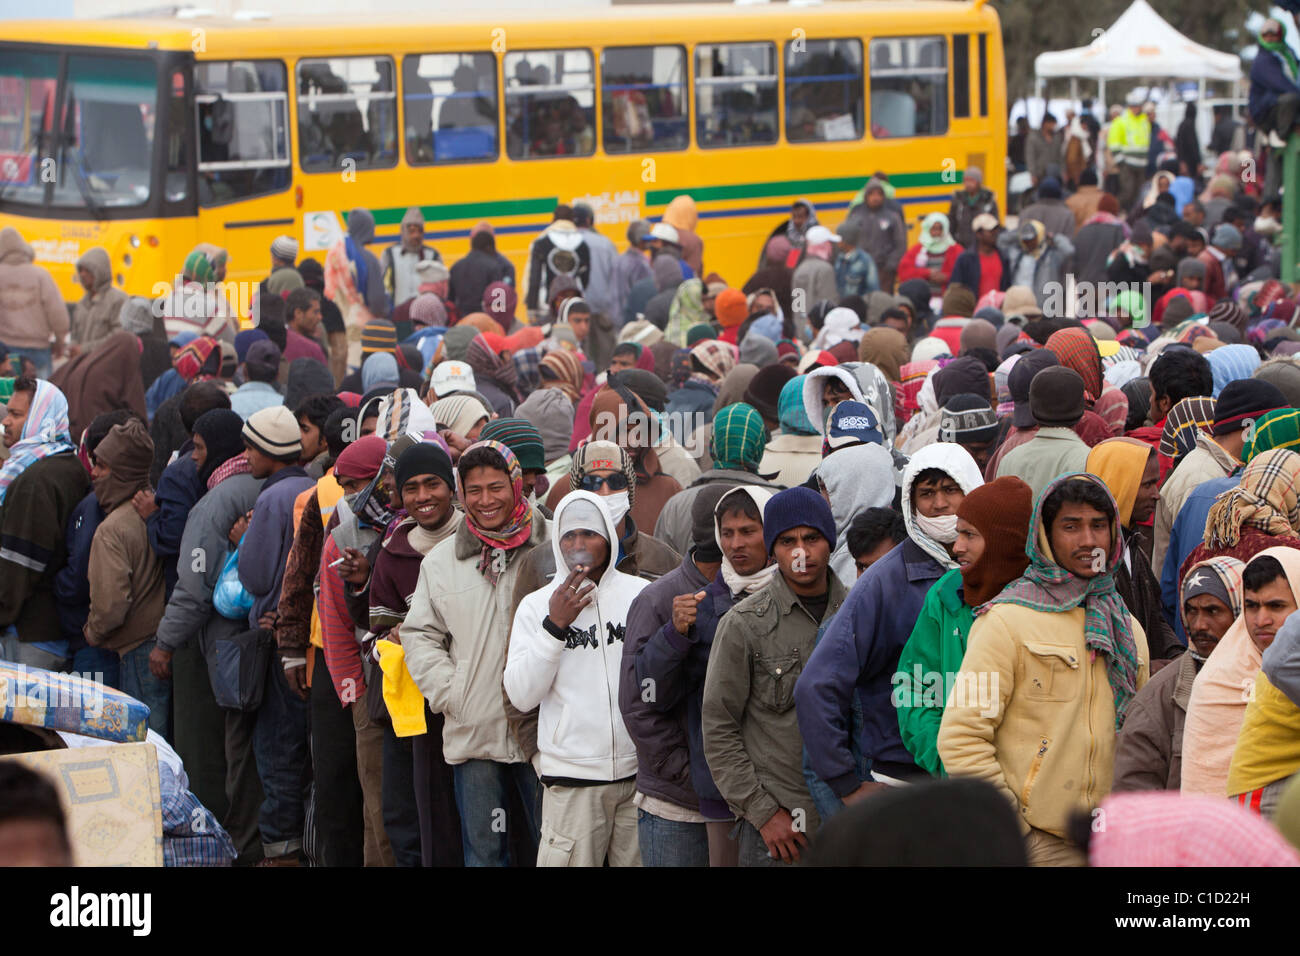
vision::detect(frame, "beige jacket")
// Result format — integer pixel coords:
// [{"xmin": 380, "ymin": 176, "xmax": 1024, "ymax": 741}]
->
[
  {"xmin": 401, "ymin": 509, "xmax": 549, "ymax": 765},
  {"xmin": 0, "ymin": 227, "xmax": 69, "ymax": 349},
  {"xmin": 1151, "ymin": 433, "xmax": 1238, "ymax": 575},
  {"xmin": 938, "ymin": 603, "xmax": 1149, "ymax": 839}
]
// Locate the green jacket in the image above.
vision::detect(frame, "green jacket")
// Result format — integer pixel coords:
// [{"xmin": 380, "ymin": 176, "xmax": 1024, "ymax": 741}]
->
[{"xmin": 894, "ymin": 569, "xmax": 975, "ymax": 777}]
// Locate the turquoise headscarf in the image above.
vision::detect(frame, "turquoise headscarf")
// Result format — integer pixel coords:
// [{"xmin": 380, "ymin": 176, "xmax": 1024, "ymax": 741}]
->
[{"xmin": 778, "ymin": 376, "xmax": 817, "ymax": 436}]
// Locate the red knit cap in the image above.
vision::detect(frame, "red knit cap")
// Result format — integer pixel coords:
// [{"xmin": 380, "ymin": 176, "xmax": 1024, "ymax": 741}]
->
[
  {"xmin": 956, "ymin": 475, "xmax": 1034, "ymax": 607},
  {"xmin": 715, "ymin": 289, "xmax": 748, "ymax": 328}
]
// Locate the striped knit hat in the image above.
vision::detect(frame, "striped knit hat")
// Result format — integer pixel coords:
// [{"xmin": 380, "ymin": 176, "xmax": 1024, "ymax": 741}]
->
[
  {"xmin": 480, "ymin": 418, "xmax": 546, "ymax": 472},
  {"xmin": 711, "ymin": 402, "xmax": 768, "ymax": 472},
  {"xmin": 242, "ymin": 405, "xmax": 302, "ymax": 461},
  {"xmin": 361, "ymin": 320, "xmax": 398, "ymax": 356}
]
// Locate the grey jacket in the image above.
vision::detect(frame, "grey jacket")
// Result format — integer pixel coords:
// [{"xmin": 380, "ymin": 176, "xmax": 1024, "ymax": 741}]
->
[
  {"xmin": 155, "ymin": 472, "xmax": 265, "ymax": 654},
  {"xmin": 846, "ymin": 204, "xmax": 907, "ymax": 279}
]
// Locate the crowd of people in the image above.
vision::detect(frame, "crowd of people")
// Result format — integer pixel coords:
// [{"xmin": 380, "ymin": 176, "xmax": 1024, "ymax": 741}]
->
[{"xmin": 6, "ymin": 31, "xmax": 1300, "ymax": 864}]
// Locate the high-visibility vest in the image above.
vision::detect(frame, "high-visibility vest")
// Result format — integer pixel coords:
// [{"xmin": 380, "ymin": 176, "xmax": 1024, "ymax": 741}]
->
[{"xmin": 1107, "ymin": 111, "xmax": 1150, "ymax": 163}]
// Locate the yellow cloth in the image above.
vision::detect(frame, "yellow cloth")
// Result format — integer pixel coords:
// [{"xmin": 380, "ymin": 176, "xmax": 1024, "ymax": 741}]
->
[
  {"xmin": 377, "ymin": 639, "xmax": 427, "ymax": 737},
  {"xmin": 1227, "ymin": 670, "xmax": 1300, "ymax": 796},
  {"xmin": 1183, "ymin": 546, "xmax": 1300, "ymax": 795},
  {"xmin": 1087, "ymin": 437, "xmax": 1152, "ymax": 527}
]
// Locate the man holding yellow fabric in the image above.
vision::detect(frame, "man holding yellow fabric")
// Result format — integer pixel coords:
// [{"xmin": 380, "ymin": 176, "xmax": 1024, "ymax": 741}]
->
[{"xmin": 368, "ymin": 442, "xmax": 464, "ymax": 866}]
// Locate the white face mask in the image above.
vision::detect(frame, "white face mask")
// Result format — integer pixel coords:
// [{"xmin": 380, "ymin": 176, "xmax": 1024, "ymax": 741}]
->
[
  {"xmin": 604, "ymin": 490, "xmax": 631, "ymax": 526},
  {"xmin": 915, "ymin": 511, "xmax": 958, "ymax": 544}
]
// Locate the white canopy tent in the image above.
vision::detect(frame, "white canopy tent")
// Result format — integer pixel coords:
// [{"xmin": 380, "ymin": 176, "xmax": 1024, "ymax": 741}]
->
[{"xmin": 1033, "ymin": 0, "xmax": 1242, "ymax": 108}]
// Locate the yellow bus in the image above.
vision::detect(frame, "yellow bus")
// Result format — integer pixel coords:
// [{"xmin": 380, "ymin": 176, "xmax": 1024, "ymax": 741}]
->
[{"xmin": 0, "ymin": 0, "xmax": 1006, "ymax": 317}]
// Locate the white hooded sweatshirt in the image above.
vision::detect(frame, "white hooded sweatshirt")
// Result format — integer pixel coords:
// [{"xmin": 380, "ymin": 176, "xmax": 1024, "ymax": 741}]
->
[{"xmin": 505, "ymin": 490, "xmax": 649, "ymax": 781}]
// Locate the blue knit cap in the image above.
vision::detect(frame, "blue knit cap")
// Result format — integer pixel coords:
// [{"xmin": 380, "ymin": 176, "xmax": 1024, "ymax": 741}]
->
[{"xmin": 763, "ymin": 486, "xmax": 837, "ymax": 555}]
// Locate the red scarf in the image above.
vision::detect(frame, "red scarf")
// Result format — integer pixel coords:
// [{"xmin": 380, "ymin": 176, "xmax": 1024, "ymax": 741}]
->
[{"xmin": 459, "ymin": 439, "xmax": 533, "ymax": 585}]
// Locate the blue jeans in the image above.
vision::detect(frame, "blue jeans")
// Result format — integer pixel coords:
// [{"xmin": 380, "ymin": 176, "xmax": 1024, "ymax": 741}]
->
[
  {"xmin": 119, "ymin": 639, "xmax": 171, "ymax": 740},
  {"xmin": 736, "ymin": 820, "xmax": 790, "ymax": 867},
  {"xmin": 636, "ymin": 808, "xmax": 710, "ymax": 867},
  {"xmin": 252, "ymin": 653, "xmax": 310, "ymax": 858},
  {"xmin": 451, "ymin": 759, "xmax": 540, "ymax": 867},
  {"xmin": 70, "ymin": 645, "xmax": 121, "ymax": 690},
  {"xmin": 8, "ymin": 346, "xmax": 51, "ymax": 379}
]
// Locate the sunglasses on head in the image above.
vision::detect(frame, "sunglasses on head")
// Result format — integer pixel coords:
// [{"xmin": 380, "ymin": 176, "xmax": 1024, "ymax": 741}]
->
[{"xmin": 579, "ymin": 472, "xmax": 629, "ymax": 492}]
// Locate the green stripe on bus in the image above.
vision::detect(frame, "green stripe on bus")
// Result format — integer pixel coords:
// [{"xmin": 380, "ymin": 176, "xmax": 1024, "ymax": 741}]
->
[
  {"xmin": 359, "ymin": 197, "xmax": 559, "ymax": 226},
  {"xmin": 645, "ymin": 171, "xmax": 954, "ymax": 206}
]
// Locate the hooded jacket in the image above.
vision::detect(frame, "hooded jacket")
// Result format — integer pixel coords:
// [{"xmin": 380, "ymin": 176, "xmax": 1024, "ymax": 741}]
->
[
  {"xmin": 85, "ymin": 420, "xmax": 165, "ymax": 655},
  {"xmin": 70, "ymin": 248, "xmax": 129, "ymax": 351},
  {"xmin": 801, "ymin": 361, "xmax": 898, "ymax": 447},
  {"xmin": 818, "ymin": 443, "xmax": 896, "ymax": 587},
  {"xmin": 796, "ymin": 443, "xmax": 984, "ymax": 794},
  {"xmin": 662, "ymin": 196, "xmax": 704, "ymax": 278},
  {"xmin": 936, "ymin": 478, "xmax": 1150, "ymax": 839},
  {"xmin": 505, "ymin": 492, "xmax": 649, "ymax": 781},
  {"xmin": 154, "ymin": 472, "xmax": 265, "ymax": 654},
  {"xmin": 0, "ymin": 226, "xmax": 70, "ymax": 350}
]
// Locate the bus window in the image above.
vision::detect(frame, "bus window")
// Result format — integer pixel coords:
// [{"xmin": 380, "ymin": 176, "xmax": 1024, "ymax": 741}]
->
[
  {"xmin": 403, "ymin": 53, "xmax": 497, "ymax": 165},
  {"xmin": 784, "ymin": 38, "xmax": 863, "ymax": 143},
  {"xmin": 0, "ymin": 51, "xmax": 58, "ymax": 207},
  {"xmin": 50, "ymin": 55, "xmax": 159, "ymax": 210},
  {"xmin": 869, "ymin": 36, "xmax": 947, "ymax": 138},
  {"xmin": 164, "ymin": 69, "xmax": 190, "ymax": 205},
  {"xmin": 695, "ymin": 42, "xmax": 777, "ymax": 149},
  {"xmin": 504, "ymin": 49, "xmax": 595, "ymax": 160},
  {"xmin": 195, "ymin": 60, "xmax": 290, "ymax": 206},
  {"xmin": 601, "ymin": 45, "xmax": 687, "ymax": 154},
  {"xmin": 297, "ymin": 57, "xmax": 397, "ymax": 172}
]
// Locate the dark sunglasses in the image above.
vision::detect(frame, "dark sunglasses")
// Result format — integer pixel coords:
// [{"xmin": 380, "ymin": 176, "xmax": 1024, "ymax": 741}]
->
[{"xmin": 579, "ymin": 473, "xmax": 629, "ymax": 492}]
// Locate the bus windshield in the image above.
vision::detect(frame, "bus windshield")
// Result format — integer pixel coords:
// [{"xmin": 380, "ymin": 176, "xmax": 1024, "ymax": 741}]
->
[{"xmin": 0, "ymin": 49, "xmax": 159, "ymax": 212}]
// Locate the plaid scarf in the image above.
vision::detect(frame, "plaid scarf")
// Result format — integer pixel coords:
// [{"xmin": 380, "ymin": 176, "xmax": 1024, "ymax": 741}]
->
[
  {"xmin": 459, "ymin": 439, "xmax": 533, "ymax": 585},
  {"xmin": 981, "ymin": 472, "xmax": 1141, "ymax": 729},
  {"xmin": 1204, "ymin": 447, "xmax": 1300, "ymax": 549},
  {"xmin": 1158, "ymin": 396, "xmax": 1216, "ymax": 464},
  {"xmin": 207, "ymin": 453, "xmax": 252, "ymax": 491},
  {"xmin": 0, "ymin": 380, "xmax": 74, "ymax": 506}
]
